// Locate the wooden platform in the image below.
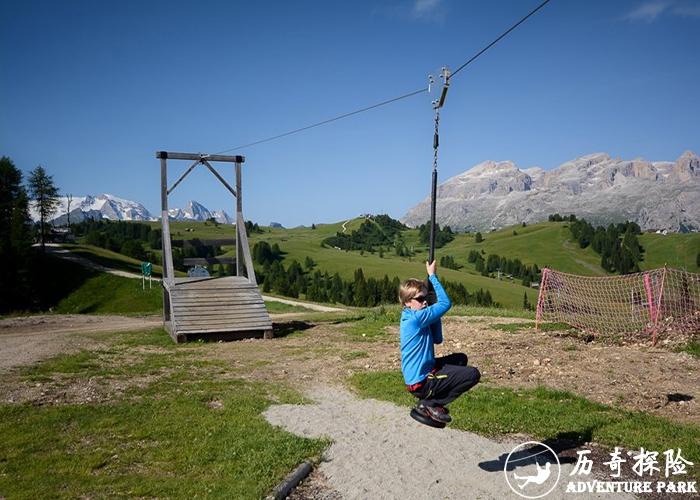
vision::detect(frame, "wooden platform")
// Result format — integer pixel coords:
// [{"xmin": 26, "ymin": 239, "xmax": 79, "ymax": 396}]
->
[{"xmin": 162, "ymin": 276, "xmax": 273, "ymax": 343}]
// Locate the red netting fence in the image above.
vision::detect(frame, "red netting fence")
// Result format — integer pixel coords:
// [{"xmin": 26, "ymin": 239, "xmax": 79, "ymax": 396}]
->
[{"xmin": 536, "ymin": 266, "xmax": 700, "ymax": 345}]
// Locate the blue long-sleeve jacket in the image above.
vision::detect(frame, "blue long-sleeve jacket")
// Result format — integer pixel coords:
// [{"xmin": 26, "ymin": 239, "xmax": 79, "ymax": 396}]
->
[{"xmin": 400, "ymin": 274, "xmax": 451, "ymax": 385}]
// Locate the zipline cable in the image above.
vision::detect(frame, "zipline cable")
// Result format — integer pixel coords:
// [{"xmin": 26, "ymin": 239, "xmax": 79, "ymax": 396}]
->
[
  {"xmin": 449, "ymin": 0, "xmax": 552, "ymax": 80},
  {"xmin": 428, "ymin": 0, "xmax": 551, "ymax": 262},
  {"xmin": 214, "ymin": 0, "xmax": 552, "ymax": 156},
  {"xmin": 214, "ymin": 89, "xmax": 426, "ymax": 155}
]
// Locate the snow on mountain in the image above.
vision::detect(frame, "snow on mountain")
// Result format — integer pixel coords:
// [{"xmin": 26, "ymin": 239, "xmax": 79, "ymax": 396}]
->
[
  {"xmin": 213, "ymin": 209, "xmax": 235, "ymax": 225},
  {"xmin": 181, "ymin": 200, "xmax": 213, "ymax": 222},
  {"xmin": 167, "ymin": 201, "xmax": 235, "ymax": 224},
  {"xmin": 31, "ymin": 194, "xmax": 234, "ymax": 225}
]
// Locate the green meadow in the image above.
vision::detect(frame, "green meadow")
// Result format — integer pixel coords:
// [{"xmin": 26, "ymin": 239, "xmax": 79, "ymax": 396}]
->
[
  {"xmin": 0, "ymin": 223, "xmax": 698, "ymax": 499},
  {"xmin": 100, "ymin": 218, "xmax": 700, "ymax": 311}
]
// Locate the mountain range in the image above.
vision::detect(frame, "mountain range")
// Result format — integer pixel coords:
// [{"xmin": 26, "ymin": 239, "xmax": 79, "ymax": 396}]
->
[
  {"xmin": 402, "ymin": 150, "xmax": 700, "ymax": 233},
  {"xmin": 38, "ymin": 194, "xmax": 235, "ymax": 226},
  {"xmin": 35, "ymin": 151, "xmax": 699, "ymax": 233}
]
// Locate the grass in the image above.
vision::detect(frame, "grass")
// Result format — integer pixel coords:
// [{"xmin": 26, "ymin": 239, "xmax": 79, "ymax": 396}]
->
[
  {"xmin": 5, "ymin": 235, "xmax": 698, "ymax": 497},
  {"xmin": 16, "ymin": 253, "xmax": 163, "ymax": 316},
  {"xmin": 0, "ymin": 330, "xmax": 328, "ymax": 500},
  {"xmin": 263, "ymin": 300, "xmax": 314, "ymax": 314},
  {"xmin": 53, "ymin": 271, "xmax": 163, "ymax": 315},
  {"xmin": 5, "ymin": 327, "xmax": 699, "ymax": 498},
  {"xmin": 158, "ymin": 219, "xmax": 560, "ymax": 309},
  {"xmin": 491, "ymin": 322, "xmax": 536, "ymax": 334},
  {"xmin": 342, "ymin": 305, "xmax": 400, "ymax": 342},
  {"xmin": 675, "ymin": 340, "xmax": 700, "ymax": 359},
  {"xmin": 638, "ymin": 232, "xmax": 700, "ymax": 271},
  {"xmin": 442, "ymin": 223, "xmax": 607, "ymax": 276},
  {"xmin": 348, "ymin": 371, "xmax": 700, "ymax": 481},
  {"xmin": 64, "ymin": 243, "xmax": 168, "ymax": 278},
  {"xmin": 341, "ymin": 351, "xmax": 369, "ymax": 361}
]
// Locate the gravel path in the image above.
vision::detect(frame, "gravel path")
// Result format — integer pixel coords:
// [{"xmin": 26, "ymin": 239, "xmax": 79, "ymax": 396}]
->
[{"xmin": 264, "ymin": 386, "xmax": 636, "ymax": 500}]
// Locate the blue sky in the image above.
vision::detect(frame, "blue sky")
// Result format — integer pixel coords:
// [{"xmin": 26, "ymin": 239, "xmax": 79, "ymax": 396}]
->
[{"xmin": 2, "ymin": 0, "xmax": 699, "ymax": 228}]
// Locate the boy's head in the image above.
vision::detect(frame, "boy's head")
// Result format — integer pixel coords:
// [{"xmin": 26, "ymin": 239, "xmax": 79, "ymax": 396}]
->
[{"xmin": 399, "ymin": 279, "xmax": 428, "ymax": 310}]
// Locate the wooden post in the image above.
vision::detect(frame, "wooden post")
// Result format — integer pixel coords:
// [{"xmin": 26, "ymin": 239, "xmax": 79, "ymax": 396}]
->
[
  {"xmin": 651, "ymin": 265, "xmax": 667, "ymax": 347},
  {"xmin": 236, "ymin": 161, "xmax": 244, "ymax": 278},
  {"xmin": 159, "ymin": 152, "xmax": 175, "ymax": 286},
  {"xmin": 158, "ymin": 152, "xmax": 173, "ymax": 329}
]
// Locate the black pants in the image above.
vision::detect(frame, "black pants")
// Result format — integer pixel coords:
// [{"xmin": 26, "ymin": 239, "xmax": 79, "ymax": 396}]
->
[{"xmin": 409, "ymin": 353, "xmax": 481, "ymax": 407}]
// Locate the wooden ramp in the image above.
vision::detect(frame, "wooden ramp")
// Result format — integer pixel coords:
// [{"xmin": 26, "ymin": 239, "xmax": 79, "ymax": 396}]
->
[
  {"xmin": 157, "ymin": 151, "xmax": 273, "ymax": 343},
  {"xmin": 163, "ymin": 276, "xmax": 273, "ymax": 343}
]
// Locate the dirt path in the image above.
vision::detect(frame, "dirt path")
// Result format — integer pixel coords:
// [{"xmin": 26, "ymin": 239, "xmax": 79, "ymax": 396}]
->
[{"xmin": 0, "ymin": 314, "xmax": 162, "ymax": 372}]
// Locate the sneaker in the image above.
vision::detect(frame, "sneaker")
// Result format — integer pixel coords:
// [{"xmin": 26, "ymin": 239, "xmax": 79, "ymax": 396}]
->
[{"xmin": 416, "ymin": 403, "xmax": 452, "ymax": 423}]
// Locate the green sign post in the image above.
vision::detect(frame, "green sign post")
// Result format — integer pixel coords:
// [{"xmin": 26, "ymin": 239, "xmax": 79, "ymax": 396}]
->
[{"xmin": 141, "ymin": 262, "xmax": 153, "ymax": 289}]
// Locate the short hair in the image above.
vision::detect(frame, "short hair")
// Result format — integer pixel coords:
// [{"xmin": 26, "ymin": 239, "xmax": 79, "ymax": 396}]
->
[{"xmin": 399, "ymin": 278, "xmax": 427, "ymax": 306}]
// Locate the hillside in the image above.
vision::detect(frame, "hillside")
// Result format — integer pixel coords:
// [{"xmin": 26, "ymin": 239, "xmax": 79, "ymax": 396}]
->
[{"xmin": 164, "ymin": 218, "xmax": 700, "ymax": 311}]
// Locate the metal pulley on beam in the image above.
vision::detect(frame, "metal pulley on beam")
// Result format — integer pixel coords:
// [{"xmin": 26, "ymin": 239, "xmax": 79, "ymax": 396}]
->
[{"xmin": 429, "ymin": 66, "xmax": 450, "ymax": 110}]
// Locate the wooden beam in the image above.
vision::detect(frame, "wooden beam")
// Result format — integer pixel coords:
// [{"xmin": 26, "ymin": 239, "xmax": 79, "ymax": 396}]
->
[
  {"xmin": 174, "ymin": 257, "xmax": 237, "ymax": 266},
  {"xmin": 157, "ymin": 151, "xmax": 244, "ymax": 163},
  {"xmin": 201, "ymin": 159, "xmax": 237, "ymax": 198},
  {"xmin": 171, "ymin": 239, "xmax": 237, "ymax": 247},
  {"xmin": 168, "ymin": 159, "xmax": 201, "ymax": 196},
  {"xmin": 237, "ymin": 211, "xmax": 256, "ymax": 284}
]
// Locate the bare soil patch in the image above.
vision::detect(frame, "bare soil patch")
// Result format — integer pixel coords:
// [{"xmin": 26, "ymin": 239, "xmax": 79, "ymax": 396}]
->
[
  {"xmin": 1, "ymin": 314, "xmax": 697, "ymax": 424},
  {"xmin": 0, "ymin": 314, "xmax": 162, "ymax": 373}
]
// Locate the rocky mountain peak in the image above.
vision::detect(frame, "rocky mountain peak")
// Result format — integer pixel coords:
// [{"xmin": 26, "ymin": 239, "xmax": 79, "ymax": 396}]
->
[
  {"xmin": 402, "ymin": 151, "xmax": 700, "ymax": 233},
  {"xmin": 674, "ymin": 150, "xmax": 700, "ymax": 181}
]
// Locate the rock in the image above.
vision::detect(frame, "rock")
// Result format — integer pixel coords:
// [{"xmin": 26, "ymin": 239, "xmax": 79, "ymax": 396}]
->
[{"xmin": 402, "ymin": 151, "xmax": 700, "ymax": 233}]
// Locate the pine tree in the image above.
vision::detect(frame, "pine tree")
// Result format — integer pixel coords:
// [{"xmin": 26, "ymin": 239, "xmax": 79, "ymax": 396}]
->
[
  {"xmin": 0, "ymin": 157, "xmax": 32, "ymax": 312},
  {"xmin": 304, "ymin": 255, "xmax": 315, "ymax": 270},
  {"xmin": 27, "ymin": 166, "xmax": 60, "ymax": 251}
]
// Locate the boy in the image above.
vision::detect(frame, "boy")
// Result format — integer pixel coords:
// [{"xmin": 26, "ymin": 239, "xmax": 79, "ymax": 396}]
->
[{"xmin": 399, "ymin": 260, "xmax": 480, "ymax": 425}]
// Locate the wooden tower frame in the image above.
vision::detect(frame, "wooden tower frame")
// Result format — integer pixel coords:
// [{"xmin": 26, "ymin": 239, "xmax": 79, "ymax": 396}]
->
[{"xmin": 156, "ymin": 151, "xmax": 272, "ymax": 342}]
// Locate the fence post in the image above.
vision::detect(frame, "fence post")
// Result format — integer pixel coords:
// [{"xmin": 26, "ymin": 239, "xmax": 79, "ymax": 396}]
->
[
  {"xmin": 651, "ymin": 265, "xmax": 668, "ymax": 346},
  {"xmin": 535, "ymin": 267, "xmax": 550, "ymax": 332}
]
